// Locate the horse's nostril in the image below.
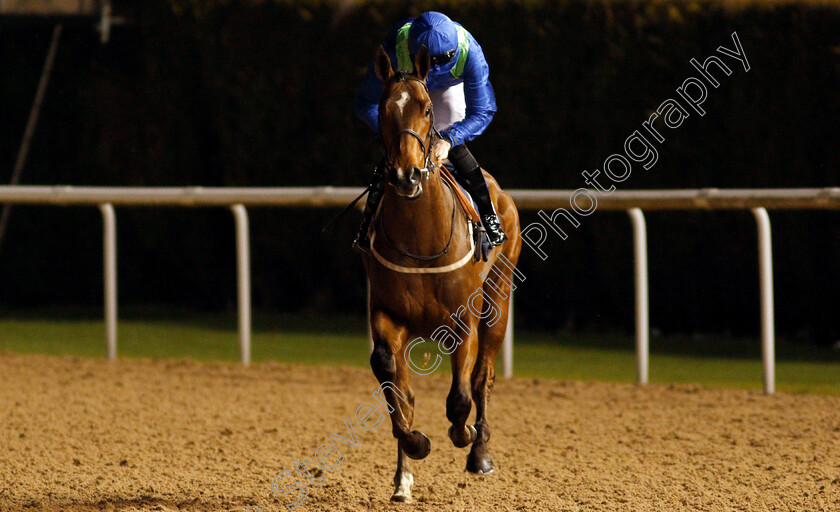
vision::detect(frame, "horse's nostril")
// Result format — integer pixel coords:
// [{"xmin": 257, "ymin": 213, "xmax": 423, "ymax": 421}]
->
[{"xmin": 409, "ymin": 167, "xmax": 421, "ymax": 184}]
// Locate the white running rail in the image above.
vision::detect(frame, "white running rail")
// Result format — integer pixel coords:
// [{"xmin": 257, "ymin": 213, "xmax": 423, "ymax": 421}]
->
[{"xmin": 3, "ymin": 186, "xmax": 840, "ymax": 393}]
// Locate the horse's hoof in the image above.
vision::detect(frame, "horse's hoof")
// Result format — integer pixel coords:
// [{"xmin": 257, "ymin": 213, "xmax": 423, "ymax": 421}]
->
[
  {"xmin": 392, "ymin": 471, "xmax": 414, "ymax": 502},
  {"xmin": 400, "ymin": 430, "xmax": 431, "ymax": 460},
  {"xmin": 466, "ymin": 451, "xmax": 495, "ymax": 474},
  {"xmin": 448, "ymin": 425, "xmax": 477, "ymax": 448},
  {"xmin": 390, "ymin": 493, "xmax": 413, "ymax": 503}
]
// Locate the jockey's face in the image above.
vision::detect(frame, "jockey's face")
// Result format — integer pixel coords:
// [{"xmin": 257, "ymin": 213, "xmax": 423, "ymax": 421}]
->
[{"xmin": 410, "ymin": 49, "xmax": 455, "ymax": 72}]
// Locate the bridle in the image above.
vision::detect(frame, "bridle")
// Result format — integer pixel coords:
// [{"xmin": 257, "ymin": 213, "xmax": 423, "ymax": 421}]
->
[
  {"xmin": 378, "ymin": 72, "xmax": 440, "ymax": 181},
  {"xmin": 375, "ymin": 71, "xmax": 462, "ymax": 263}
]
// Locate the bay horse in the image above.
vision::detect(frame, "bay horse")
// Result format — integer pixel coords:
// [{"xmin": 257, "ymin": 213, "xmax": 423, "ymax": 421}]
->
[{"xmin": 363, "ymin": 46, "xmax": 522, "ymax": 503}]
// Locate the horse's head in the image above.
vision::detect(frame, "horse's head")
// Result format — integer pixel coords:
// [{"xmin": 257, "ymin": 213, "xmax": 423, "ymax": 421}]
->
[{"xmin": 376, "ymin": 46, "xmax": 435, "ymax": 200}]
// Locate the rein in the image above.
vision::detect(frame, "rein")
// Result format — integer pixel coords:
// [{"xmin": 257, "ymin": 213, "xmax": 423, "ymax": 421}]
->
[
  {"xmin": 370, "ymin": 179, "xmax": 475, "ymax": 274},
  {"xmin": 378, "ymin": 175, "xmax": 458, "ymax": 261},
  {"xmin": 370, "ymin": 71, "xmax": 475, "ymax": 273}
]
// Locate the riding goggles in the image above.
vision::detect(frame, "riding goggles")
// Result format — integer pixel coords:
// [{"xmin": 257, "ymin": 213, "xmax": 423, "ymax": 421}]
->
[{"xmin": 411, "ymin": 49, "xmax": 456, "ymax": 68}]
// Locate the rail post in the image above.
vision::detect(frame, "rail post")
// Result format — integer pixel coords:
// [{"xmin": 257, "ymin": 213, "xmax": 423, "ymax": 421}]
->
[
  {"xmin": 230, "ymin": 204, "xmax": 251, "ymax": 365},
  {"xmin": 628, "ymin": 208, "xmax": 649, "ymax": 384},
  {"xmin": 99, "ymin": 203, "xmax": 117, "ymax": 360},
  {"xmin": 367, "ymin": 278, "xmax": 374, "ymax": 353},
  {"xmin": 751, "ymin": 207, "xmax": 775, "ymax": 394},
  {"xmin": 503, "ymin": 293, "xmax": 513, "ymax": 378}
]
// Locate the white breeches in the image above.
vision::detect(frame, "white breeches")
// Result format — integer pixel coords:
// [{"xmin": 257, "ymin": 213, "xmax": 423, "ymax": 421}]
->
[{"xmin": 429, "ymin": 83, "xmax": 466, "ymax": 133}]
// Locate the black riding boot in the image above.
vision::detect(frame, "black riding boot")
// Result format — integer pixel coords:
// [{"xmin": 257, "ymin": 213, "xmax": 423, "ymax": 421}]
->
[
  {"xmin": 449, "ymin": 144, "xmax": 508, "ymax": 247},
  {"xmin": 352, "ymin": 165, "xmax": 386, "ymax": 255}
]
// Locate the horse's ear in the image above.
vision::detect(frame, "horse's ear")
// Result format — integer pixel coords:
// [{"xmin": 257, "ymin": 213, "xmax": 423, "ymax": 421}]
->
[
  {"xmin": 414, "ymin": 45, "xmax": 431, "ymax": 81},
  {"xmin": 375, "ymin": 46, "xmax": 393, "ymax": 82}
]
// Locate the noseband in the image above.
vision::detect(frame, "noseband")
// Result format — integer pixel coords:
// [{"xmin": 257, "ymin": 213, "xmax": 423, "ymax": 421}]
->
[{"xmin": 379, "ymin": 73, "xmax": 440, "ymax": 180}]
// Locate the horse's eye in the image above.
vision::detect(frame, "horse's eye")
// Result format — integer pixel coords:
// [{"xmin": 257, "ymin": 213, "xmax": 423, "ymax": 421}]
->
[{"xmin": 425, "ymin": 106, "xmax": 432, "ymax": 117}]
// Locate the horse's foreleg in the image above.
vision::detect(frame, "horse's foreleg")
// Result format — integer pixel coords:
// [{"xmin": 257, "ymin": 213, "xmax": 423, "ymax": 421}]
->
[
  {"xmin": 466, "ymin": 272, "xmax": 513, "ymax": 474},
  {"xmin": 467, "ymin": 320, "xmax": 505, "ymax": 474},
  {"xmin": 369, "ymin": 311, "xmax": 429, "ymax": 502},
  {"xmin": 391, "ymin": 446, "xmax": 415, "ymax": 502},
  {"xmin": 447, "ymin": 325, "xmax": 479, "ymax": 449}
]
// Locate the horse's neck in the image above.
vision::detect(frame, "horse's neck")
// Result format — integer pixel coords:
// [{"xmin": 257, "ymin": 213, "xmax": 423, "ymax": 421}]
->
[{"xmin": 380, "ymin": 174, "xmax": 454, "ymax": 251}]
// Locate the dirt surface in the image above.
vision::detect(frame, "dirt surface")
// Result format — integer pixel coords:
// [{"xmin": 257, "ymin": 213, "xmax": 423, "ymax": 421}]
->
[{"xmin": 1, "ymin": 352, "xmax": 839, "ymax": 512}]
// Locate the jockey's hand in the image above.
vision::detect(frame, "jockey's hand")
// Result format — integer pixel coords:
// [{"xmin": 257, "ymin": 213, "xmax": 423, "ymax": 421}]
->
[{"xmin": 433, "ymin": 139, "xmax": 451, "ymax": 164}]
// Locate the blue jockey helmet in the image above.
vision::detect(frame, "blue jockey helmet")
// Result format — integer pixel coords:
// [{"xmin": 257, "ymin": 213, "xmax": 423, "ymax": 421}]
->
[{"xmin": 408, "ymin": 12, "xmax": 459, "ymax": 72}]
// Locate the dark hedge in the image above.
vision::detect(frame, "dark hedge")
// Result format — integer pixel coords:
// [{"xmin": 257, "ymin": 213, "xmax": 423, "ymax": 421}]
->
[{"xmin": 1, "ymin": 1, "xmax": 839, "ymax": 344}]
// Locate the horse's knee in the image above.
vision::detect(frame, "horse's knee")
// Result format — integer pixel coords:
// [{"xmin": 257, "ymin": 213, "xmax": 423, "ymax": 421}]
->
[
  {"xmin": 446, "ymin": 386, "xmax": 472, "ymax": 424},
  {"xmin": 370, "ymin": 343, "xmax": 395, "ymax": 383}
]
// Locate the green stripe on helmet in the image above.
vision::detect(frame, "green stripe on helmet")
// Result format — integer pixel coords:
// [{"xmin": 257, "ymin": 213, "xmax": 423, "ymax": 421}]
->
[
  {"xmin": 450, "ymin": 25, "xmax": 469, "ymax": 79},
  {"xmin": 395, "ymin": 22, "xmax": 413, "ymax": 72},
  {"xmin": 394, "ymin": 21, "xmax": 470, "ymax": 79}
]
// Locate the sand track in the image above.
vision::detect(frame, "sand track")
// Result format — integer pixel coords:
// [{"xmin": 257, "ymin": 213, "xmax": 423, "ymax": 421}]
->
[{"xmin": 1, "ymin": 352, "xmax": 838, "ymax": 511}]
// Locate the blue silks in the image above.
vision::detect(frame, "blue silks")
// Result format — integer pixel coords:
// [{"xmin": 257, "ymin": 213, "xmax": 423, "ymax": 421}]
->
[{"xmin": 354, "ymin": 12, "xmax": 497, "ymax": 148}]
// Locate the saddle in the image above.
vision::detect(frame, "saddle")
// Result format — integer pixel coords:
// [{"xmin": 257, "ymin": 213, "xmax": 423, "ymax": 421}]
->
[
  {"xmin": 438, "ymin": 163, "xmax": 480, "ymax": 223},
  {"xmin": 438, "ymin": 162, "xmax": 492, "ymax": 262}
]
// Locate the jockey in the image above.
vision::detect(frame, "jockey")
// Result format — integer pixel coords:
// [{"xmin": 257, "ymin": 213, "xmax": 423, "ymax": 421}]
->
[{"xmin": 353, "ymin": 11, "xmax": 507, "ymax": 254}]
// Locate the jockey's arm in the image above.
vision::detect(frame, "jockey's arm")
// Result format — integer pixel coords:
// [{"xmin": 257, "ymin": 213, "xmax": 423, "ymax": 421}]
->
[
  {"xmin": 354, "ymin": 21, "xmax": 410, "ymax": 135},
  {"xmin": 440, "ymin": 36, "xmax": 497, "ymax": 148},
  {"xmin": 355, "ymin": 64, "xmax": 384, "ymax": 134}
]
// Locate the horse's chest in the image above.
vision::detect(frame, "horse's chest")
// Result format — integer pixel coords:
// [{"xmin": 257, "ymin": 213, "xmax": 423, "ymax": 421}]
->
[{"xmin": 375, "ymin": 273, "xmax": 476, "ymax": 324}]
